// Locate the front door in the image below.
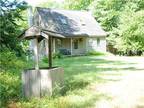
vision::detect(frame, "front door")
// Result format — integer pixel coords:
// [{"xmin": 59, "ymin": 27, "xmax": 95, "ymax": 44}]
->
[{"xmin": 72, "ymin": 38, "xmax": 85, "ymax": 55}]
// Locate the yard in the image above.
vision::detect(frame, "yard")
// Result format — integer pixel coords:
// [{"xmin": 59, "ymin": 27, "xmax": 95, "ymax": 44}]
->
[
  {"xmin": 15, "ymin": 55, "xmax": 144, "ymax": 108},
  {"xmin": 1, "ymin": 0, "xmax": 144, "ymax": 108}
]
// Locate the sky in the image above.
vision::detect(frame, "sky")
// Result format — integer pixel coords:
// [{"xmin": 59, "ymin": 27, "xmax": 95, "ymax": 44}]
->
[{"xmin": 24, "ymin": 0, "xmax": 64, "ymax": 6}]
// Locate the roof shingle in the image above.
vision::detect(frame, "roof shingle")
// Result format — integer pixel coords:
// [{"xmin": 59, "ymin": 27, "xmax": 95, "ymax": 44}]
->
[{"xmin": 35, "ymin": 7, "xmax": 107, "ymax": 37}]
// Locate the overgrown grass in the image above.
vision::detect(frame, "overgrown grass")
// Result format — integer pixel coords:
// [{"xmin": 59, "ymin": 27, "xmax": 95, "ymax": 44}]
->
[{"xmin": 1, "ymin": 55, "xmax": 129, "ymax": 108}]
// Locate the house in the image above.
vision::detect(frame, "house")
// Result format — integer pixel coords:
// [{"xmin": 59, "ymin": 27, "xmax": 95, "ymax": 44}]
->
[{"xmin": 29, "ymin": 7, "xmax": 107, "ymax": 56}]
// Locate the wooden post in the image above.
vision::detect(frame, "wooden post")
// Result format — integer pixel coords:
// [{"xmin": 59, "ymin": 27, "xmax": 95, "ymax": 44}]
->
[
  {"xmin": 34, "ymin": 38, "xmax": 39, "ymax": 70},
  {"xmin": 45, "ymin": 39, "xmax": 49, "ymax": 55},
  {"xmin": 49, "ymin": 36, "xmax": 52, "ymax": 68},
  {"xmin": 71, "ymin": 38, "xmax": 73, "ymax": 55},
  {"xmin": 53, "ymin": 38, "xmax": 56, "ymax": 53}
]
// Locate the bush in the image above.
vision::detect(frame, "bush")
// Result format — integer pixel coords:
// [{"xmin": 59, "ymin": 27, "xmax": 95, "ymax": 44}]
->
[
  {"xmin": 53, "ymin": 52, "xmax": 64, "ymax": 59},
  {"xmin": 0, "ymin": 49, "xmax": 27, "ymax": 107},
  {"xmin": 42, "ymin": 52, "xmax": 64, "ymax": 63},
  {"xmin": 0, "ymin": 72, "xmax": 21, "ymax": 107},
  {"xmin": 0, "ymin": 50, "xmax": 26, "ymax": 72},
  {"xmin": 86, "ymin": 51, "xmax": 105, "ymax": 56},
  {"xmin": 42, "ymin": 56, "xmax": 49, "ymax": 63},
  {"xmin": 59, "ymin": 49, "xmax": 71, "ymax": 55}
]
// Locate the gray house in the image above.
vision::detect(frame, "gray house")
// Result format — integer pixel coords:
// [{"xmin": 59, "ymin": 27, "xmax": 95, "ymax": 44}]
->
[{"xmin": 29, "ymin": 7, "xmax": 107, "ymax": 56}]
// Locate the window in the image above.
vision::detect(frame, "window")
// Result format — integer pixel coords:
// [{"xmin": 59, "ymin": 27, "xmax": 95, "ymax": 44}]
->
[
  {"xmin": 74, "ymin": 40, "xmax": 78, "ymax": 49},
  {"xmin": 97, "ymin": 38, "xmax": 100, "ymax": 46}
]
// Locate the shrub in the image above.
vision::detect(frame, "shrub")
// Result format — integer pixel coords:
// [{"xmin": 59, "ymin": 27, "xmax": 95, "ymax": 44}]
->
[
  {"xmin": 59, "ymin": 49, "xmax": 71, "ymax": 55},
  {"xmin": 0, "ymin": 72, "xmax": 21, "ymax": 107},
  {"xmin": 0, "ymin": 50, "xmax": 26, "ymax": 72},
  {"xmin": 0, "ymin": 50, "xmax": 27, "ymax": 107},
  {"xmin": 53, "ymin": 52, "xmax": 64, "ymax": 59},
  {"xmin": 86, "ymin": 51, "xmax": 105, "ymax": 56},
  {"xmin": 42, "ymin": 56, "xmax": 49, "ymax": 63},
  {"xmin": 42, "ymin": 52, "xmax": 64, "ymax": 63}
]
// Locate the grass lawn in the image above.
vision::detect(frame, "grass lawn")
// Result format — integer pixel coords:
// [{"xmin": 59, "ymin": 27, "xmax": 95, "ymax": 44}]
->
[{"xmin": 7, "ymin": 56, "xmax": 144, "ymax": 108}]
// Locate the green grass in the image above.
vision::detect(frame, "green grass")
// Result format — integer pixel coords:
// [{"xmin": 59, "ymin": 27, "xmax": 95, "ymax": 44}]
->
[
  {"xmin": 2, "ymin": 55, "xmax": 139, "ymax": 108},
  {"xmin": 15, "ymin": 56, "xmax": 129, "ymax": 108}
]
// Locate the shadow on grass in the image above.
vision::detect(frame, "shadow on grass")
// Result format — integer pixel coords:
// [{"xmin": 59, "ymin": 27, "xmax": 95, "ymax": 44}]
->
[
  {"xmin": 38, "ymin": 56, "xmax": 144, "ymax": 99},
  {"xmin": 51, "ymin": 56, "xmax": 144, "ymax": 94},
  {"xmin": 54, "ymin": 93, "xmax": 112, "ymax": 108},
  {"xmin": 18, "ymin": 56, "xmax": 142, "ymax": 108}
]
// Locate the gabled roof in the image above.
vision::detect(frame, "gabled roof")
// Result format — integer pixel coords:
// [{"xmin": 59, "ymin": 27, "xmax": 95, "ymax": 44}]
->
[{"xmin": 35, "ymin": 7, "xmax": 107, "ymax": 37}]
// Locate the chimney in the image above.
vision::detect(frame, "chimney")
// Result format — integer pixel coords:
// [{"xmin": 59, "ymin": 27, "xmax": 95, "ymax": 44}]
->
[{"xmin": 27, "ymin": 6, "xmax": 33, "ymax": 27}]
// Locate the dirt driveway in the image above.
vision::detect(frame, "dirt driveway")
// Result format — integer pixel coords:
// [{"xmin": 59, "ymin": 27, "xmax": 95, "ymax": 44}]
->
[{"xmin": 94, "ymin": 56, "xmax": 144, "ymax": 108}]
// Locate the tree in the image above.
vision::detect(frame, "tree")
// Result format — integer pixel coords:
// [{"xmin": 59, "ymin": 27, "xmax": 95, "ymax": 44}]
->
[
  {"xmin": 115, "ymin": 10, "xmax": 144, "ymax": 54},
  {"xmin": 39, "ymin": 0, "xmax": 64, "ymax": 9},
  {"xmin": 0, "ymin": 0, "xmax": 28, "ymax": 54},
  {"xmin": 89, "ymin": 0, "xmax": 126, "ymax": 31},
  {"xmin": 89, "ymin": 0, "xmax": 144, "ymax": 55},
  {"xmin": 64, "ymin": 0, "xmax": 94, "ymax": 10}
]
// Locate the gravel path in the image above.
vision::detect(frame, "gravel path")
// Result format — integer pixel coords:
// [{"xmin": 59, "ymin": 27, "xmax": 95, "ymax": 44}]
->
[{"xmin": 94, "ymin": 56, "xmax": 144, "ymax": 108}]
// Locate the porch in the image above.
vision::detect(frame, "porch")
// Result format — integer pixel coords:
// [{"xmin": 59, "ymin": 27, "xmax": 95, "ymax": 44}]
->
[{"xmin": 50, "ymin": 37, "xmax": 87, "ymax": 55}]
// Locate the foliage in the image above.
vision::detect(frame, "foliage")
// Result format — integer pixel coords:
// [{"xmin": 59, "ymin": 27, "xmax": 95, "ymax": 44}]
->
[
  {"xmin": 0, "ymin": 72, "xmax": 21, "ymax": 107},
  {"xmin": 64, "ymin": 0, "xmax": 94, "ymax": 10},
  {"xmin": 0, "ymin": 49, "xmax": 26, "ymax": 71},
  {"xmin": 59, "ymin": 48, "xmax": 71, "ymax": 55},
  {"xmin": 115, "ymin": 10, "xmax": 144, "ymax": 53},
  {"xmin": 86, "ymin": 51, "xmax": 105, "ymax": 56},
  {"xmin": 42, "ymin": 52, "xmax": 63, "ymax": 64},
  {"xmin": 0, "ymin": 49, "xmax": 27, "ymax": 107},
  {"xmin": 53, "ymin": 52, "xmax": 64, "ymax": 59},
  {"xmin": 89, "ymin": 0, "xmax": 144, "ymax": 55},
  {"xmin": 89, "ymin": 0, "xmax": 126, "ymax": 31},
  {"xmin": 39, "ymin": 0, "xmax": 64, "ymax": 9},
  {"xmin": 0, "ymin": 0, "xmax": 28, "ymax": 53}
]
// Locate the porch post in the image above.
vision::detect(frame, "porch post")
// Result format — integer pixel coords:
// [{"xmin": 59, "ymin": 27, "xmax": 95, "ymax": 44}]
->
[
  {"xmin": 53, "ymin": 38, "xmax": 56, "ymax": 53},
  {"xmin": 48, "ymin": 36, "xmax": 52, "ymax": 68},
  {"xmin": 70, "ymin": 38, "xmax": 73, "ymax": 55},
  {"xmin": 45, "ymin": 39, "xmax": 49, "ymax": 55},
  {"xmin": 34, "ymin": 38, "xmax": 39, "ymax": 70}
]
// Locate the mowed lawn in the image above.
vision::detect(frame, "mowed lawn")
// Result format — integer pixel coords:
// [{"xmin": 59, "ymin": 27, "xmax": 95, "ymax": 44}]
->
[{"xmin": 18, "ymin": 56, "xmax": 144, "ymax": 108}]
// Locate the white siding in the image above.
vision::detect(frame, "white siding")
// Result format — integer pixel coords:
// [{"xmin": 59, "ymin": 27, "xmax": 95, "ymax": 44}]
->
[{"xmin": 86, "ymin": 37, "xmax": 106, "ymax": 52}]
